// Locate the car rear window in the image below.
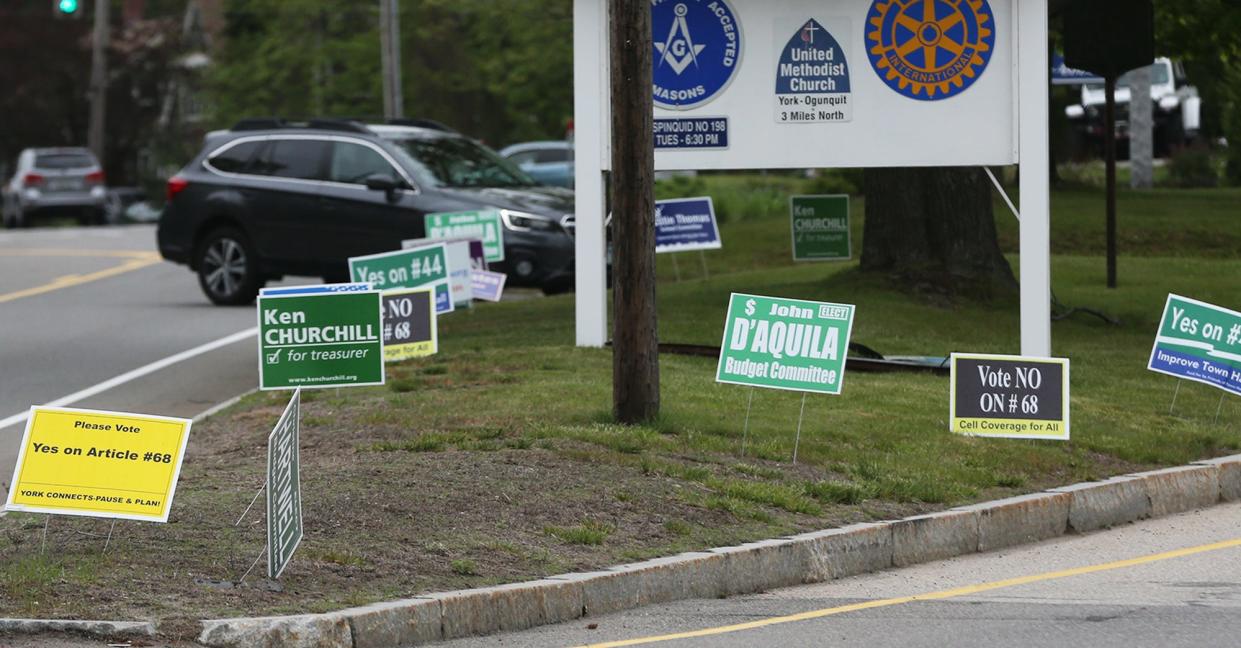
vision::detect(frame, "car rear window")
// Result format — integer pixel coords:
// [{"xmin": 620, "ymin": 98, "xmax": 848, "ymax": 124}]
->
[
  {"xmin": 253, "ymin": 139, "xmax": 329, "ymax": 181},
  {"xmin": 207, "ymin": 140, "xmax": 264, "ymax": 174},
  {"xmin": 35, "ymin": 153, "xmax": 96, "ymax": 169},
  {"xmin": 535, "ymin": 149, "xmax": 570, "ymax": 163}
]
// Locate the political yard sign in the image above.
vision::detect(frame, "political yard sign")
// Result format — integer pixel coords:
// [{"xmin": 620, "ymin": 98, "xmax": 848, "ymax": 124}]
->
[
  {"xmin": 267, "ymin": 389, "xmax": 302, "ymax": 580},
  {"xmin": 5, "ymin": 407, "xmax": 192, "ymax": 522},
  {"xmin": 950, "ymin": 354, "xmax": 1070, "ymax": 440},
  {"xmin": 382, "ymin": 288, "xmax": 437, "ymax": 362},
  {"xmin": 1148, "ymin": 294, "xmax": 1241, "ymax": 397},
  {"xmin": 790, "ymin": 195, "xmax": 850, "ymax": 261},
  {"xmin": 426, "ymin": 210, "xmax": 505, "ymax": 263},
  {"xmin": 258, "ymin": 289, "xmax": 385, "ymax": 390},
  {"xmin": 716, "ymin": 293, "xmax": 855, "ymax": 395},
  {"xmin": 655, "ymin": 197, "xmax": 722, "ymax": 253},
  {"xmin": 349, "ymin": 245, "xmax": 454, "ymax": 315}
]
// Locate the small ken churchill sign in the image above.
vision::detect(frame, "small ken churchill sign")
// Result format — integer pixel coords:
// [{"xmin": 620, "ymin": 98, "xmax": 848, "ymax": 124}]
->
[{"xmin": 716, "ymin": 293, "xmax": 855, "ymax": 395}]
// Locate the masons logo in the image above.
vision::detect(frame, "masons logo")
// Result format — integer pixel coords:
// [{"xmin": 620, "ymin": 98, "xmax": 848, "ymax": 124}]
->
[
  {"xmin": 865, "ymin": 0, "xmax": 996, "ymax": 101},
  {"xmin": 652, "ymin": 0, "xmax": 743, "ymax": 111}
]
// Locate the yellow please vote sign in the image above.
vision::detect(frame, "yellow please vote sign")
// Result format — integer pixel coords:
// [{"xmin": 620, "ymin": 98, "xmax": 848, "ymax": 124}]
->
[{"xmin": 4, "ymin": 407, "xmax": 192, "ymax": 522}]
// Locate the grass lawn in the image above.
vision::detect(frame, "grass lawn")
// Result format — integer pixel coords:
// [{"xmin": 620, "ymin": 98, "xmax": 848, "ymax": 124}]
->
[{"xmin": 2, "ymin": 175, "xmax": 1239, "ymax": 630}]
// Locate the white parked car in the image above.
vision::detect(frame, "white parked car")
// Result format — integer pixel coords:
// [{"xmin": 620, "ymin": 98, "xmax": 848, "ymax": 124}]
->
[{"xmin": 2, "ymin": 147, "xmax": 108, "ymax": 228}]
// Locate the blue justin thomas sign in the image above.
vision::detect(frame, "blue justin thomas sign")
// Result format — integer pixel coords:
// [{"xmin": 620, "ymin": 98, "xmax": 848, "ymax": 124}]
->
[{"xmin": 655, "ymin": 197, "xmax": 721, "ymax": 253}]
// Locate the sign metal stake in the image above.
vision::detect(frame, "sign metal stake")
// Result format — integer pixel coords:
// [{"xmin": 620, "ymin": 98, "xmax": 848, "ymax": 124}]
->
[
  {"xmin": 238, "ymin": 547, "xmax": 264, "ymax": 584},
  {"xmin": 102, "ymin": 520, "xmax": 118, "ymax": 554},
  {"xmin": 1170, "ymin": 379, "xmax": 1182, "ymax": 415},
  {"xmin": 740, "ymin": 387, "xmax": 755, "ymax": 457},
  {"xmin": 792, "ymin": 393, "xmax": 808, "ymax": 465},
  {"xmin": 698, "ymin": 250, "xmax": 710, "ymax": 280},
  {"xmin": 41, "ymin": 515, "xmax": 50, "ymax": 555},
  {"xmin": 671, "ymin": 253, "xmax": 682, "ymax": 282},
  {"xmin": 235, "ymin": 484, "xmax": 267, "ymax": 526},
  {"xmin": 1215, "ymin": 394, "xmax": 1226, "ymax": 425}
]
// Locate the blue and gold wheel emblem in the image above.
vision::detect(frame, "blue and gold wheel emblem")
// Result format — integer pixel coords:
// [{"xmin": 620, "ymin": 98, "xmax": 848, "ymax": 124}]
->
[{"xmin": 865, "ymin": 0, "xmax": 995, "ymax": 100}]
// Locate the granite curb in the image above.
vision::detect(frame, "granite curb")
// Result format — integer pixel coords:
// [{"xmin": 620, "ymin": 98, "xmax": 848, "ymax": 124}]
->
[{"xmin": 9, "ymin": 455, "xmax": 1241, "ymax": 646}]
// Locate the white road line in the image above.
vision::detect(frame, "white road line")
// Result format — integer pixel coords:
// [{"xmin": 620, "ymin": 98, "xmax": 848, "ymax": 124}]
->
[{"xmin": 0, "ymin": 327, "xmax": 258, "ymax": 431}]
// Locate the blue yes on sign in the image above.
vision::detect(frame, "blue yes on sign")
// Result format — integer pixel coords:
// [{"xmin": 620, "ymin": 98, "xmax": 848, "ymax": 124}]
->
[
  {"xmin": 1148, "ymin": 294, "xmax": 1241, "ymax": 397},
  {"xmin": 655, "ymin": 197, "xmax": 721, "ymax": 253},
  {"xmin": 651, "ymin": 0, "xmax": 743, "ymax": 110}
]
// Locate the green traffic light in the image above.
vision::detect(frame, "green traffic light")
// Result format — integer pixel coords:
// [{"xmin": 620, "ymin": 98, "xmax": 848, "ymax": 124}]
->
[{"xmin": 58, "ymin": 0, "xmax": 78, "ymax": 14}]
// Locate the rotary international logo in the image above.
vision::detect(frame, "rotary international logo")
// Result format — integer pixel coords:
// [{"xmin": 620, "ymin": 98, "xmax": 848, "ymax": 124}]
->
[{"xmin": 865, "ymin": 0, "xmax": 995, "ymax": 101}]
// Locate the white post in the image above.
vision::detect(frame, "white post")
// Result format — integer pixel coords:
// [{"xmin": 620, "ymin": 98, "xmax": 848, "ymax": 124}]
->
[
  {"xmin": 574, "ymin": 0, "xmax": 608, "ymax": 347},
  {"xmin": 1018, "ymin": 0, "xmax": 1052, "ymax": 358}
]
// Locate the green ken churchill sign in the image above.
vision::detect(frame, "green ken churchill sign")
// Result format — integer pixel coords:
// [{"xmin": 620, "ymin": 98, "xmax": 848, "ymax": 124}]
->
[
  {"xmin": 790, "ymin": 195, "xmax": 851, "ymax": 261},
  {"xmin": 716, "ymin": 293, "xmax": 855, "ymax": 395},
  {"xmin": 258, "ymin": 290, "xmax": 384, "ymax": 390},
  {"xmin": 426, "ymin": 210, "xmax": 505, "ymax": 263}
]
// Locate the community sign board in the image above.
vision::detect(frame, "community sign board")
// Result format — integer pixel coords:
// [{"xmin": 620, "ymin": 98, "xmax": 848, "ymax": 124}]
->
[
  {"xmin": 349, "ymin": 245, "xmax": 454, "ymax": 315},
  {"xmin": 635, "ymin": 0, "xmax": 1017, "ymax": 170},
  {"xmin": 258, "ymin": 289, "xmax": 385, "ymax": 390},
  {"xmin": 790, "ymin": 194, "xmax": 850, "ymax": 261},
  {"xmin": 382, "ymin": 288, "xmax": 438, "ymax": 361},
  {"xmin": 471, "ymin": 270, "xmax": 507, "ymax": 302},
  {"xmin": 950, "ymin": 353, "xmax": 1070, "ymax": 440},
  {"xmin": 1148, "ymin": 294, "xmax": 1241, "ymax": 397},
  {"xmin": 426, "ymin": 210, "xmax": 505, "ymax": 263},
  {"xmin": 267, "ymin": 389, "xmax": 303, "ymax": 580},
  {"xmin": 716, "ymin": 293, "xmax": 855, "ymax": 395},
  {"xmin": 655, "ymin": 197, "xmax": 722, "ymax": 253},
  {"xmin": 5, "ymin": 407, "xmax": 192, "ymax": 522}
]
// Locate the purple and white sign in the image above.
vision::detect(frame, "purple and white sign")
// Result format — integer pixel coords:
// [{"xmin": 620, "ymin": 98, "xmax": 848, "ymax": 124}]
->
[
  {"xmin": 655, "ymin": 197, "xmax": 722, "ymax": 254},
  {"xmin": 471, "ymin": 270, "xmax": 507, "ymax": 302}
]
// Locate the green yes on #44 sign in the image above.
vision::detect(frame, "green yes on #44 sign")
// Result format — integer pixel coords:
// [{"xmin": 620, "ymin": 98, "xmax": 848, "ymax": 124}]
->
[{"xmin": 716, "ymin": 293, "xmax": 855, "ymax": 395}]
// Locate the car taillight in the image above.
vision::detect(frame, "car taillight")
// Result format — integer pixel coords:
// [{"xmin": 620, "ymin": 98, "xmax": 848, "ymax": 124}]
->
[
  {"xmin": 23, "ymin": 173, "xmax": 44, "ymax": 187},
  {"xmin": 166, "ymin": 176, "xmax": 189, "ymax": 202},
  {"xmin": 86, "ymin": 170, "xmax": 105, "ymax": 184}
]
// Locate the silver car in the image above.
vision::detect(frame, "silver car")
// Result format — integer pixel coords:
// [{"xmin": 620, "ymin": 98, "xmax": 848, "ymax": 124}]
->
[{"xmin": 2, "ymin": 147, "xmax": 108, "ymax": 228}]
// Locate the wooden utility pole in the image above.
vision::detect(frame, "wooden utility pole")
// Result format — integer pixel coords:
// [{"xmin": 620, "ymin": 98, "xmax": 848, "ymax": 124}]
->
[
  {"xmin": 88, "ymin": 0, "xmax": 109, "ymax": 161},
  {"xmin": 379, "ymin": 0, "xmax": 404, "ymax": 120},
  {"xmin": 609, "ymin": 0, "xmax": 659, "ymax": 423}
]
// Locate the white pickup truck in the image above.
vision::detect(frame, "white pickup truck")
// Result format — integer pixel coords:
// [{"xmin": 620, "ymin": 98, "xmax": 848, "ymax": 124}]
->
[{"xmin": 1064, "ymin": 57, "xmax": 1202, "ymax": 157}]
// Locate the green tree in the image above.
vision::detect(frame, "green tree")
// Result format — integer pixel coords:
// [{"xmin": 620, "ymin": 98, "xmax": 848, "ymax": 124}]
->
[
  {"xmin": 206, "ymin": 0, "xmax": 573, "ymax": 147},
  {"xmin": 1154, "ymin": 1, "xmax": 1241, "ymax": 183}
]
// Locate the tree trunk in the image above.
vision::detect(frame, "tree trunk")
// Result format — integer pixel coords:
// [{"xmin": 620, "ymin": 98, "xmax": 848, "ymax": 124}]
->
[
  {"xmin": 861, "ymin": 167, "xmax": 1016, "ymax": 297},
  {"xmin": 609, "ymin": 0, "xmax": 659, "ymax": 424}
]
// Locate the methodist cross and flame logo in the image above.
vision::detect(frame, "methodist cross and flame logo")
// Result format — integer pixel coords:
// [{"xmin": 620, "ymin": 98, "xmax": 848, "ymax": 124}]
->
[
  {"xmin": 865, "ymin": 0, "xmax": 996, "ymax": 100},
  {"xmin": 651, "ymin": 0, "xmax": 743, "ymax": 111}
]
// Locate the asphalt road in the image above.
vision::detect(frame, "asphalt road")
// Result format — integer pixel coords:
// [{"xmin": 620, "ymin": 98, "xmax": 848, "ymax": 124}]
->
[
  {"xmin": 446, "ymin": 502, "xmax": 1241, "ymax": 648},
  {"xmin": 0, "ymin": 225, "xmax": 275, "ymax": 489}
]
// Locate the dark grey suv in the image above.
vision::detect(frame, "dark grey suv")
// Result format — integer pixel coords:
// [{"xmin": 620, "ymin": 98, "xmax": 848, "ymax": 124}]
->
[{"xmin": 157, "ymin": 119, "xmax": 578, "ymax": 305}]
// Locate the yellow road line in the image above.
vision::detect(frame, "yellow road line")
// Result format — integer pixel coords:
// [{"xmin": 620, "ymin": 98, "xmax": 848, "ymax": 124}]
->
[
  {"xmin": 0, "ymin": 248, "xmax": 158, "ymax": 260},
  {"xmin": 0, "ymin": 256, "xmax": 162, "ymax": 304},
  {"xmin": 580, "ymin": 537, "xmax": 1241, "ymax": 647}
]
